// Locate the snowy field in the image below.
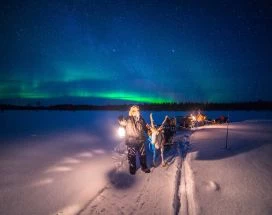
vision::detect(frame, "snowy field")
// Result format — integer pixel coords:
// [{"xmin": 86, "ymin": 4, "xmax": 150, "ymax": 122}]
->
[{"xmin": 0, "ymin": 110, "xmax": 272, "ymax": 215}]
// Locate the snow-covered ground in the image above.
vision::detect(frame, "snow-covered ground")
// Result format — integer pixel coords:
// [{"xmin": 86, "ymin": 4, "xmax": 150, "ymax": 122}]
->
[
  {"xmin": 183, "ymin": 120, "xmax": 272, "ymax": 215},
  {"xmin": 0, "ymin": 111, "xmax": 272, "ymax": 215}
]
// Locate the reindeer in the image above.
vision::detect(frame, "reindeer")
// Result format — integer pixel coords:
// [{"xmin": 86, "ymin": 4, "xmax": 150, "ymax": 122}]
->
[{"xmin": 148, "ymin": 113, "xmax": 169, "ymax": 167}]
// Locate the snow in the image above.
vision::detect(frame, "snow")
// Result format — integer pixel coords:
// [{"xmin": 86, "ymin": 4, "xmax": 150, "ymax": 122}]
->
[
  {"xmin": 0, "ymin": 111, "xmax": 272, "ymax": 215},
  {"xmin": 183, "ymin": 121, "xmax": 272, "ymax": 215}
]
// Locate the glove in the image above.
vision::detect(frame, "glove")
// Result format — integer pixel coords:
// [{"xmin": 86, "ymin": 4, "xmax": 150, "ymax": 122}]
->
[
  {"xmin": 118, "ymin": 115, "xmax": 124, "ymax": 121},
  {"xmin": 118, "ymin": 115, "xmax": 125, "ymax": 125}
]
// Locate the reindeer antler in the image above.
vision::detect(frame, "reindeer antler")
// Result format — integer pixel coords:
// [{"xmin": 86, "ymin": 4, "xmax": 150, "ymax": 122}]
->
[
  {"xmin": 158, "ymin": 115, "xmax": 169, "ymax": 131},
  {"xmin": 150, "ymin": 113, "xmax": 169, "ymax": 132},
  {"xmin": 150, "ymin": 113, "xmax": 155, "ymax": 128}
]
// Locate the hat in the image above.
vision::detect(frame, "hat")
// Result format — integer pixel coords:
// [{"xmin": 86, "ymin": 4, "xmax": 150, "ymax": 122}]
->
[{"xmin": 129, "ymin": 105, "xmax": 140, "ymax": 116}]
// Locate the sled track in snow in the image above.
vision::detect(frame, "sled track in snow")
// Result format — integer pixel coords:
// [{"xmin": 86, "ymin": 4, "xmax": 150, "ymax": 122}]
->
[
  {"xmin": 180, "ymin": 130, "xmax": 199, "ymax": 215},
  {"xmin": 172, "ymin": 143, "xmax": 182, "ymax": 215},
  {"xmin": 172, "ymin": 131, "xmax": 194, "ymax": 215}
]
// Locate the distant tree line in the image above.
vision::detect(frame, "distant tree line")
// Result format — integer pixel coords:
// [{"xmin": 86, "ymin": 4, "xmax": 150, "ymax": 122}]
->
[{"xmin": 0, "ymin": 101, "xmax": 272, "ymax": 111}]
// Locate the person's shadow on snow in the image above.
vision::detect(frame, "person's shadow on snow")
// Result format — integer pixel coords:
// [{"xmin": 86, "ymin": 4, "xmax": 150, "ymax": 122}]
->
[{"xmin": 107, "ymin": 169, "xmax": 136, "ymax": 189}]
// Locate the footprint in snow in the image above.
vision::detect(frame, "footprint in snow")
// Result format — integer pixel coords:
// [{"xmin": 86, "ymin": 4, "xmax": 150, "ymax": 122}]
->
[{"xmin": 205, "ymin": 181, "xmax": 220, "ymax": 191}]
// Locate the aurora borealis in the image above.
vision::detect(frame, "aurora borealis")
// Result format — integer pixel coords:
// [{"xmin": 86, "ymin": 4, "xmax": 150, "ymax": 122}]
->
[{"xmin": 1, "ymin": 0, "xmax": 271, "ymax": 104}]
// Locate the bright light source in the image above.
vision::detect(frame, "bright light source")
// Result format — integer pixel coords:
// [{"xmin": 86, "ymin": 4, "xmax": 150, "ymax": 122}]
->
[
  {"xmin": 190, "ymin": 114, "xmax": 196, "ymax": 121},
  {"xmin": 117, "ymin": 126, "xmax": 126, "ymax": 138}
]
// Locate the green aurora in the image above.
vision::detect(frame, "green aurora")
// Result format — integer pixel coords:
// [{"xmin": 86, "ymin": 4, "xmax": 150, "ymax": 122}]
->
[{"xmin": 0, "ymin": 81, "xmax": 172, "ymax": 103}]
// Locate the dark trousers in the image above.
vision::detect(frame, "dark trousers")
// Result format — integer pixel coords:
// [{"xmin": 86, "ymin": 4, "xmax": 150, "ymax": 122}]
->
[{"xmin": 127, "ymin": 142, "xmax": 148, "ymax": 170}]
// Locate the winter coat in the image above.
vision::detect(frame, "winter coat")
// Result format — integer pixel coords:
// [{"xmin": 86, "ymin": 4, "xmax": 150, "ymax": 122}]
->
[{"xmin": 119, "ymin": 115, "xmax": 147, "ymax": 146}]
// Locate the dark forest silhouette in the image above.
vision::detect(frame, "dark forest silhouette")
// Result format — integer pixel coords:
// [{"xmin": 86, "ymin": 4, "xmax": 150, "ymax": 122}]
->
[{"xmin": 0, "ymin": 101, "xmax": 271, "ymax": 111}]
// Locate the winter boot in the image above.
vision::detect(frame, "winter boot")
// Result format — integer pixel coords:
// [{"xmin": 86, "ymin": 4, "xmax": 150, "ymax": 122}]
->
[
  {"xmin": 129, "ymin": 164, "xmax": 136, "ymax": 175},
  {"xmin": 141, "ymin": 167, "xmax": 151, "ymax": 173}
]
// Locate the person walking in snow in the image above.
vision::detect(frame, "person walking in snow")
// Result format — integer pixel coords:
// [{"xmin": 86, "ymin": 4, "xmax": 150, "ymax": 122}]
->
[{"xmin": 118, "ymin": 105, "xmax": 150, "ymax": 175}]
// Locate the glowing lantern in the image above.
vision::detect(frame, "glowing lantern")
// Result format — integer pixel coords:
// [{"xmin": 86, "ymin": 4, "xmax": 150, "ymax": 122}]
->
[{"xmin": 117, "ymin": 126, "xmax": 126, "ymax": 138}]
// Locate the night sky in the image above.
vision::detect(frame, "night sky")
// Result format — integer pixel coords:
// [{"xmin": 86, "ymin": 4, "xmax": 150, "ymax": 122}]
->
[{"xmin": 1, "ymin": 0, "xmax": 272, "ymax": 105}]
